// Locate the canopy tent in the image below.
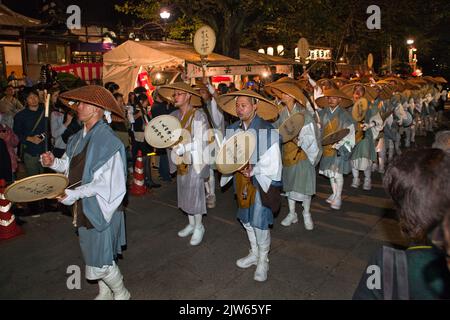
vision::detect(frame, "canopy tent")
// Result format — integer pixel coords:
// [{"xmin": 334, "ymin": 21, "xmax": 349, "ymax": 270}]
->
[{"xmin": 102, "ymin": 40, "xmax": 297, "ymax": 96}]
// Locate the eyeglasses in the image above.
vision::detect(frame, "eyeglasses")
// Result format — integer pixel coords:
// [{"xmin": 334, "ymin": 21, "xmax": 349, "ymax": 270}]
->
[{"xmin": 172, "ymin": 92, "xmax": 187, "ymax": 97}]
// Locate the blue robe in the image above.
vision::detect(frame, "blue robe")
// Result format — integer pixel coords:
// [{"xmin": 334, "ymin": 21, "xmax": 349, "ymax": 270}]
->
[{"xmin": 65, "ymin": 120, "xmax": 127, "ymax": 267}]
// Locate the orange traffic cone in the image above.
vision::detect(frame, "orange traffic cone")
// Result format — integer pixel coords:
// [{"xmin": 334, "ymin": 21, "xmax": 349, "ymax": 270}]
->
[
  {"xmin": 0, "ymin": 179, "xmax": 23, "ymax": 241},
  {"xmin": 130, "ymin": 150, "xmax": 147, "ymax": 196}
]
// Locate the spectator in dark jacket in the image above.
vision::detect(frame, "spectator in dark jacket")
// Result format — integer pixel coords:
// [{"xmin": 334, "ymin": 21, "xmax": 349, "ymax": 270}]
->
[
  {"xmin": 151, "ymin": 90, "xmax": 175, "ymax": 181},
  {"xmin": 353, "ymin": 149, "xmax": 450, "ymax": 300}
]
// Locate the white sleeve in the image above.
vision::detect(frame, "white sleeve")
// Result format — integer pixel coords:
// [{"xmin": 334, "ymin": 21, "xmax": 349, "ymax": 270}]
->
[
  {"xmin": 186, "ymin": 116, "xmax": 209, "ymax": 174},
  {"xmin": 369, "ymin": 112, "xmax": 384, "ymax": 140},
  {"xmin": 335, "ymin": 124, "xmax": 355, "ymax": 152},
  {"xmin": 251, "ymin": 143, "xmax": 282, "ymax": 193},
  {"xmin": 298, "ymin": 122, "xmax": 321, "ymax": 166},
  {"xmin": 49, "ymin": 153, "xmax": 70, "ymax": 173},
  {"xmin": 51, "ymin": 113, "xmax": 67, "ymax": 139},
  {"xmin": 64, "ymin": 151, "xmax": 126, "ymax": 223},
  {"xmin": 210, "ymin": 98, "xmax": 225, "ymax": 133},
  {"xmin": 220, "ymin": 174, "xmax": 233, "ymax": 187}
]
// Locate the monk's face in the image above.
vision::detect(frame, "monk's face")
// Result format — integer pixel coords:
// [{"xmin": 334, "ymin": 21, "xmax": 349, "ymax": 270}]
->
[
  {"xmin": 236, "ymin": 96, "xmax": 257, "ymax": 121},
  {"xmin": 353, "ymin": 86, "xmax": 365, "ymax": 101},
  {"xmin": 173, "ymin": 90, "xmax": 191, "ymax": 107},
  {"xmin": 281, "ymin": 92, "xmax": 295, "ymax": 105},
  {"xmin": 327, "ymin": 96, "xmax": 341, "ymax": 108},
  {"xmin": 77, "ymin": 102, "xmax": 101, "ymax": 122}
]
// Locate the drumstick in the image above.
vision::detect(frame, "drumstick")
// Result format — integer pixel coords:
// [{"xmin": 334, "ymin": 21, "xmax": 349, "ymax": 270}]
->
[
  {"xmin": 52, "ymin": 180, "xmax": 82, "ymax": 199},
  {"xmin": 67, "ymin": 180, "xmax": 82, "ymax": 189}
]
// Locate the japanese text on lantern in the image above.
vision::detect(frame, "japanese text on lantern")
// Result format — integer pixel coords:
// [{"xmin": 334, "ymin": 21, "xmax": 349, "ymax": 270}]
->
[{"xmin": 201, "ymin": 30, "xmax": 210, "ymax": 55}]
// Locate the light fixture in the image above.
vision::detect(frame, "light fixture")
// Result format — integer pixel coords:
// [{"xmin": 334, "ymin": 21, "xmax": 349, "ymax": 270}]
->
[
  {"xmin": 160, "ymin": 10, "xmax": 170, "ymax": 20},
  {"xmin": 155, "ymin": 73, "xmax": 162, "ymax": 80},
  {"xmin": 258, "ymin": 48, "xmax": 265, "ymax": 54},
  {"xmin": 267, "ymin": 47, "xmax": 274, "ymax": 56},
  {"xmin": 262, "ymin": 71, "xmax": 269, "ymax": 78},
  {"xmin": 277, "ymin": 45, "xmax": 284, "ymax": 56},
  {"xmin": 406, "ymin": 39, "xmax": 414, "ymax": 45}
]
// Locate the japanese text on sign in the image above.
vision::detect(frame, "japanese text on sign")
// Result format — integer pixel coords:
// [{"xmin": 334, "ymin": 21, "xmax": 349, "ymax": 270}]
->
[{"xmin": 309, "ymin": 49, "xmax": 332, "ymax": 61}]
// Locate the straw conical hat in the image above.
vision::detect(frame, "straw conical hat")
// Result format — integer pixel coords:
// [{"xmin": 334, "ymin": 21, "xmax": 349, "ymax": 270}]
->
[
  {"xmin": 371, "ymin": 84, "xmax": 393, "ymax": 100},
  {"xmin": 264, "ymin": 82, "xmax": 307, "ymax": 107},
  {"xmin": 217, "ymin": 89, "xmax": 278, "ymax": 120},
  {"xmin": 352, "ymin": 98, "xmax": 369, "ymax": 122},
  {"xmin": 264, "ymin": 77, "xmax": 301, "ymax": 96},
  {"xmin": 315, "ymin": 88, "xmax": 353, "ymax": 108},
  {"xmin": 341, "ymin": 83, "xmax": 378, "ymax": 102},
  {"xmin": 158, "ymin": 82, "xmax": 202, "ymax": 107},
  {"xmin": 422, "ymin": 76, "xmax": 438, "ymax": 84},
  {"xmin": 59, "ymin": 85, "xmax": 125, "ymax": 121},
  {"xmin": 433, "ymin": 76, "xmax": 447, "ymax": 84}
]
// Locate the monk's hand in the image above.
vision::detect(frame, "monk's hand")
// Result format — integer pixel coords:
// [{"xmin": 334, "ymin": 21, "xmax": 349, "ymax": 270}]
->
[
  {"xmin": 40, "ymin": 151, "xmax": 55, "ymax": 167},
  {"xmin": 240, "ymin": 164, "xmax": 253, "ymax": 178},
  {"xmin": 57, "ymin": 189, "xmax": 78, "ymax": 206}
]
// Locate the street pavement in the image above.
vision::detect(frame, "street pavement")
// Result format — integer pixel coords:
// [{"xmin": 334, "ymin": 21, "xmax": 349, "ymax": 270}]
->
[{"xmin": 0, "ymin": 110, "xmax": 448, "ymax": 300}]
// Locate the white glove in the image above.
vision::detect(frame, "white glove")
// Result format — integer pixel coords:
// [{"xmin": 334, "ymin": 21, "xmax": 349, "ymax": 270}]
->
[
  {"xmin": 60, "ymin": 189, "xmax": 79, "ymax": 206},
  {"xmin": 361, "ymin": 123, "xmax": 370, "ymax": 131},
  {"xmin": 332, "ymin": 141, "xmax": 344, "ymax": 150},
  {"xmin": 173, "ymin": 144, "xmax": 186, "ymax": 156},
  {"xmin": 206, "ymin": 82, "xmax": 216, "ymax": 95}
]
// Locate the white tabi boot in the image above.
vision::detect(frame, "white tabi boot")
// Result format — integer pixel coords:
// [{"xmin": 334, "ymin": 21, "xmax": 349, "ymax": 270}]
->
[
  {"xmin": 395, "ymin": 135, "xmax": 402, "ymax": 156},
  {"xmin": 301, "ymin": 197, "xmax": 314, "ymax": 231},
  {"xmin": 331, "ymin": 174, "xmax": 343, "ymax": 210},
  {"xmin": 405, "ymin": 128, "xmax": 411, "ymax": 148},
  {"xmin": 281, "ymin": 198, "xmax": 298, "ymax": 226},
  {"xmin": 178, "ymin": 214, "xmax": 195, "ymax": 237},
  {"xmin": 351, "ymin": 168, "xmax": 360, "ymax": 188},
  {"xmin": 205, "ymin": 170, "xmax": 216, "ymax": 209},
  {"xmin": 94, "ymin": 280, "xmax": 113, "ymax": 300},
  {"xmin": 236, "ymin": 223, "xmax": 258, "ymax": 268},
  {"xmin": 190, "ymin": 214, "xmax": 205, "ymax": 246},
  {"xmin": 102, "ymin": 264, "xmax": 130, "ymax": 300},
  {"xmin": 363, "ymin": 166, "xmax": 372, "ymax": 191},
  {"xmin": 326, "ymin": 179, "xmax": 337, "ymax": 203},
  {"xmin": 254, "ymin": 228, "xmax": 270, "ymax": 282},
  {"xmin": 388, "ymin": 140, "xmax": 394, "ymax": 162}
]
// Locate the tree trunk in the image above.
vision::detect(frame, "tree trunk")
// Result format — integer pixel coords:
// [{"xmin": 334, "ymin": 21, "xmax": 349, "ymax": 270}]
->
[{"xmin": 214, "ymin": 13, "xmax": 243, "ymax": 59}]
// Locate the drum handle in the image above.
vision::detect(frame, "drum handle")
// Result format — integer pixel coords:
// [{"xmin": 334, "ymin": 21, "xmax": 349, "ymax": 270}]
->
[{"xmin": 67, "ymin": 180, "xmax": 82, "ymax": 189}]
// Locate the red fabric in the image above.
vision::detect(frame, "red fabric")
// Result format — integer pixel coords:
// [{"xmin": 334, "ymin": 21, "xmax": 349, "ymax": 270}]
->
[
  {"xmin": 0, "ymin": 125, "xmax": 19, "ymax": 172},
  {"xmin": 53, "ymin": 63, "xmax": 103, "ymax": 81}
]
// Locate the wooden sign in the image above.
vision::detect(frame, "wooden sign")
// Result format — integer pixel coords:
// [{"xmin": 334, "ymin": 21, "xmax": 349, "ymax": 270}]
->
[
  {"xmin": 368, "ymin": 53, "xmax": 374, "ymax": 68},
  {"xmin": 297, "ymin": 38, "xmax": 310, "ymax": 59},
  {"xmin": 193, "ymin": 25, "xmax": 216, "ymax": 56}
]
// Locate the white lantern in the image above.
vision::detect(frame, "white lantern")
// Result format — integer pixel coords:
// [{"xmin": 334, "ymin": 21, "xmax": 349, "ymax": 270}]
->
[
  {"xmin": 277, "ymin": 45, "xmax": 284, "ymax": 55},
  {"xmin": 258, "ymin": 48, "xmax": 265, "ymax": 54},
  {"xmin": 267, "ymin": 47, "xmax": 274, "ymax": 56}
]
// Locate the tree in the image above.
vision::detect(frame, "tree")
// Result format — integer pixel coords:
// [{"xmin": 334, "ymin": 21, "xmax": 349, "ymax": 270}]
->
[
  {"xmin": 116, "ymin": 0, "xmax": 287, "ymax": 59},
  {"xmin": 116, "ymin": 0, "xmax": 450, "ymax": 77}
]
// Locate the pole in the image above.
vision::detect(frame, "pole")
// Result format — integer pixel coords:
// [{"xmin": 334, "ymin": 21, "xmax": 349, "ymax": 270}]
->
[
  {"xmin": 44, "ymin": 93, "xmax": 51, "ymax": 152},
  {"xmin": 389, "ymin": 44, "xmax": 392, "ymax": 74}
]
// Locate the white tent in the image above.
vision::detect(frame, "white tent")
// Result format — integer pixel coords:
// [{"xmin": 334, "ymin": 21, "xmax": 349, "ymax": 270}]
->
[{"xmin": 103, "ymin": 40, "xmax": 296, "ymax": 96}]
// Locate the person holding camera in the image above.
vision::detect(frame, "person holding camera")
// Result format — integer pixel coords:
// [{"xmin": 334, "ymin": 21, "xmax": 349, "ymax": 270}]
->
[{"xmin": 13, "ymin": 90, "xmax": 47, "ymax": 177}]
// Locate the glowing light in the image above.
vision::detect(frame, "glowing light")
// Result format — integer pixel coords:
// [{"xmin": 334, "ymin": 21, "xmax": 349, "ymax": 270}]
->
[
  {"xmin": 277, "ymin": 45, "xmax": 284, "ymax": 56},
  {"xmin": 160, "ymin": 10, "xmax": 170, "ymax": 19},
  {"xmin": 267, "ymin": 47, "xmax": 274, "ymax": 56},
  {"xmin": 258, "ymin": 48, "xmax": 265, "ymax": 54}
]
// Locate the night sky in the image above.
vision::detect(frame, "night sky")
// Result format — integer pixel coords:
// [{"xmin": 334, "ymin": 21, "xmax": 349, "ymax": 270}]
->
[{"xmin": 2, "ymin": 0, "xmax": 132, "ymax": 27}]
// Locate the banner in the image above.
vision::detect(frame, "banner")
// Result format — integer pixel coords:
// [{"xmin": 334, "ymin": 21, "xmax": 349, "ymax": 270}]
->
[
  {"xmin": 53, "ymin": 63, "xmax": 103, "ymax": 81},
  {"xmin": 186, "ymin": 63, "xmax": 293, "ymax": 78}
]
